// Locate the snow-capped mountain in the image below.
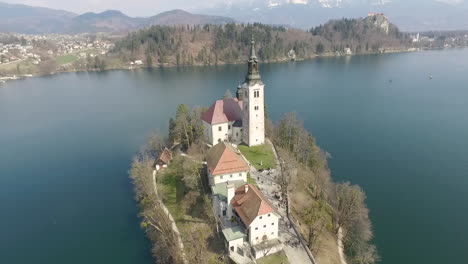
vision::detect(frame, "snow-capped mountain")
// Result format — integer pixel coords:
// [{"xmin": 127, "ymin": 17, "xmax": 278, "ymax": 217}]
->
[
  {"xmin": 196, "ymin": 0, "xmax": 468, "ymax": 31},
  {"xmin": 264, "ymin": 0, "xmax": 393, "ymax": 9}
]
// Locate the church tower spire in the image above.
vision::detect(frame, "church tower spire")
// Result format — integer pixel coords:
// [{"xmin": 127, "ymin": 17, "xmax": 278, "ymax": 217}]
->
[
  {"xmin": 245, "ymin": 36, "xmax": 262, "ymax": 83},
  {"xmin": 241, "ymin": 35, "xmax": 265, "ymax": 147}
]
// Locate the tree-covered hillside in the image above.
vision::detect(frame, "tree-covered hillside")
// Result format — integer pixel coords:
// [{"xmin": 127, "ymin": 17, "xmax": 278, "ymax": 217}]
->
[
  {"xmin": 311, "ymin": 15, "xmax": 410, "ymax": 53},
  {"xmin": 111, "ymin": 15, "xmax": 411, "ymax": 67}
]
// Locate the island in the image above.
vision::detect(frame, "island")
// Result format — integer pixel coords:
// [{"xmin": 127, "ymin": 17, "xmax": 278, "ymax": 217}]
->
[{"xmin": 129, "ymin": 39, "xmax": 378, "ymax": 264}]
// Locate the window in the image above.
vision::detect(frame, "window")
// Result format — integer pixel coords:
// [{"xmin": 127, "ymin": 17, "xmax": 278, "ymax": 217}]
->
[
  {"xmin": 228, "ymin": 125, "xmax": 231, "ymax": 129},
  {"xmin": 256, "ymin": 237, "xmax": 258, "ymax": 240},
  {"xmin": 239, "ymin": 173, "xmax": 242, "ymax": 177},
  {"xmin": 259, "ymin": 216, "xmax": 262, "ymax": 219},
  {"xmin": 271, "ymin": 223, "xmax": 275, "ymax": 226},
  {"xmin": 271, "ymin": 232, "xmax": 274, "ymax": 235},
  {"xmin": 245, "ymin": 91, "xmax": 248, "ymax": 97},
  {"xmin": 230, "ymin": 175, "xmax": 233, "ymax": 178},
  {"xmin": 255, "ymin": 227, "xmax": 258, "ymax": 230},
  {"xmin": 263, "ymin": 225, "xmax": 266, "ymax": 228},
  {"xmin": 220, "ymin": 175, "xmax": 223, "ymax": 179},
  {"xmin": 218, "ymin": 126, "xmax": 222, "ymax": 132},
  {"xmin": 268, "ymin": 214, "xmax": 271, "ymax": 217},
  {"xmin": 254, "ymin": 90, "xmax": 260, "ymax": 98}
]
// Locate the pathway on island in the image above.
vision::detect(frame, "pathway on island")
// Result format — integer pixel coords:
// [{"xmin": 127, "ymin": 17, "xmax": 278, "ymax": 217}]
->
[
  {"xmin": 152, "ymin": 169, "xmax": 188, "ymax": 264},
  {"xmin": 337, "ymin": 228, "xmax": 348, "ymax": 264}
]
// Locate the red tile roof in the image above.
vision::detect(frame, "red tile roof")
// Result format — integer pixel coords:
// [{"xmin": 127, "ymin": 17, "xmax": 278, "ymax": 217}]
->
[
  {"xmin": 231, "ymin": 184, "xmax": 277, "ymax": 227},
  {"xmin": 206, "ymin": 142, "xmax": 249, "ymax": 176},
  {"xmin": 201, "ymin": 98, "xmax": 243, "ymax": 125},
  {"xmin": 157, "ymin": 148, "xmax": 172, "ymax": 165}
]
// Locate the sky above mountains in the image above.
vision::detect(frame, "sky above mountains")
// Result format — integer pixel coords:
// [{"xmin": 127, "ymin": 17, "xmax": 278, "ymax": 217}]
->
[{"xmin": 3, "ymin": 0, "xmax": 467, "ymax": 16}]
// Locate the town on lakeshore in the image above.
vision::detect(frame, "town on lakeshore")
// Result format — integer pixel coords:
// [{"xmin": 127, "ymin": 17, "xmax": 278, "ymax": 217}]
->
[{"xmin": 3, "ymin": 11, "xmax": 468, "ymax": 83}]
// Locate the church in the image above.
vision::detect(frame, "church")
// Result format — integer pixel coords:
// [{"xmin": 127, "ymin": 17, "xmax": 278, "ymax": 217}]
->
[{"xmin": 201, "ymin": 39, "xmax": 266, "ymax": 147}]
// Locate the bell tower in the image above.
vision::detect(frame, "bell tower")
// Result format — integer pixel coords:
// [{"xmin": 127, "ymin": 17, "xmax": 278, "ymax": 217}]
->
[{"xmin": 241, "ymin": 37, "xmax": 265, "ymax": 147}]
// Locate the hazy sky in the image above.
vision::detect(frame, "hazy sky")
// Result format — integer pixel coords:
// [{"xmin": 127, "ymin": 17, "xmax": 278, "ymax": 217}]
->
[
  {"xmin": 2, "ymin": 0, "xmax": 466, "ymax": 16},
  {"xmin": 2, "ymin": 0, "xmax": 224, "ymax": 16}
]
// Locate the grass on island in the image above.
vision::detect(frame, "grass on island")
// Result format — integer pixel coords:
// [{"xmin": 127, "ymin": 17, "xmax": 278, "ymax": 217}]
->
[
  {"xmin": 257, "ymin": 251, "xmax": 290, "ymax": 264},
  {"xmin": 56, "ymin": 54, "xmax": 78, "ymax": 65},
  {"xmin": 157, "ymin": 155, "xmax": 226, "ymax": 262},
  {"xmin": 238, "ymin": 144, "xmax": 276, "ymax": 170},
  {"xmin": 158, "ymin": 166, "xmax": 186, "ymax": 221}
]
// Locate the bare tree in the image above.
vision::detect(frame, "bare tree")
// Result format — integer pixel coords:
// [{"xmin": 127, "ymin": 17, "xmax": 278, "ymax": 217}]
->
[
  {"xmin": 277, "ymin": 149, "xmax": 297, "ymax": 214},
  {"xmin": 182, "ymin": 158, "xmax": 202, "ymax": 191},
  {"xmin": 332, "ymin": 182, "xmax": 366, "ymax": 234},
  {"xmin": 351, "ymin": 243, "xmax": 380, "ymax": 264},
  {"xmin": 129, "ymin": 152, "xmax": 184, "ymax": 264},
  {"xmin": 143, "ymin": 131, "xmax": 167, "ymax": 156}
]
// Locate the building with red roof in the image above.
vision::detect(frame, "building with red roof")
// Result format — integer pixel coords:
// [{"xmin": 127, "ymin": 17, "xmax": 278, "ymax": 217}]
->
[
  {"xmin": 201, "ymin": 98, "xmax": 244, "ymax": 146},
  {"xmin": 206, "ymin": 141, "xmax": 249, "ymax": 185},
  {"xmin": 201, "ymin": 37, "xmax": 265, "ymax": 147},
  {"xmin": 154, "ymin": 147, "xmax": 172, "ymax": 171},
  {"xmin": 230, "ymin": 184, "xmax": 280, "ymax": 246}
]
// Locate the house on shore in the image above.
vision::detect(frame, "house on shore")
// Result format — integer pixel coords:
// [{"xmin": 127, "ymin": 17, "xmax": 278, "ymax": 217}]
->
[{"xmin": 155, "ymin": 147, "xmax": 172, "ymax": 171}]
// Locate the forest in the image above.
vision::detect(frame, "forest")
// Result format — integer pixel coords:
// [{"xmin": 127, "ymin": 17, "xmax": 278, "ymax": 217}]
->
[{"xmin": 111, "ymin": 15, "xmax": 411, "ymax": 67}]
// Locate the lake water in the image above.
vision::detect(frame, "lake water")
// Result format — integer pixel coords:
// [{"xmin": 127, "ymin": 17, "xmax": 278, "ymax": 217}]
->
[{"xmin": 1, "ymin": 49, "xmax": 468, "ymax": 264}]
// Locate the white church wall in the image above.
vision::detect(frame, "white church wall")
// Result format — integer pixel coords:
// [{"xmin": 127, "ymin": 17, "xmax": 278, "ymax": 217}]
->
[
  {"xmin": 248, "ymin": 212, "xmax": 279, "ymax": 245},
  {"xmin": 211, "ymin": 123, "xmax": 229, "ymax": 145},
  {"xmin": 213, "ymin": 171, "xmax": 248, "ymax": 185},
  {"xmin": 242, "ymin": 82, "xmax": 265, "ymax": 147}
]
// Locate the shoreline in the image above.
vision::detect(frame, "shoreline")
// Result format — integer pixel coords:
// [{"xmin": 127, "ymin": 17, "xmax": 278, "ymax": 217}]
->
[{"xmin": 0, "ymin": 46, "xmax": 445, "ymax": 84}]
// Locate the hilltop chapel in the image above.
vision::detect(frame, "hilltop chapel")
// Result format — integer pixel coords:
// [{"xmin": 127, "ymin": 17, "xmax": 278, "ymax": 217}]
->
[{"xmin": 201, "ymin": 39, "xmax": 265, "ymax": 147}]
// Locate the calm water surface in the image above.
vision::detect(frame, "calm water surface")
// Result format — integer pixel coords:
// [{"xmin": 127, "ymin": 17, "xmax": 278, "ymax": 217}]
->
[{"xmin": 1, "ymin": 49, "xmax": 468, "ymax": 264}]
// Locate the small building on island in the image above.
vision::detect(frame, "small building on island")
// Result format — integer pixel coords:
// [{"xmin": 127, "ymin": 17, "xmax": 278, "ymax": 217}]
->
[{"xmin": 154, "ymin": 147, "xmax": 172, "ymax": 171}]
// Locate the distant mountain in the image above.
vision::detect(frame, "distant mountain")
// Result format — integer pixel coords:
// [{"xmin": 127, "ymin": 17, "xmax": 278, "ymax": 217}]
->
[
  {"xmin": 0, "ymin": 2, "xmax": 234, "ymax": 34},
  {"xmin": 144, "ymin": 9, "xmax": 234, "ymax": 27},
  {"xmin": 66, "ymin": 10, "xmax": 144, "ymax": 33},
  {"xmin": 197, "ymin": 0, "xmax": 468, "ymax": 31},
  {"xmin": 0, "ymin": 2, "xmax": 76, "ymax": 34}
]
